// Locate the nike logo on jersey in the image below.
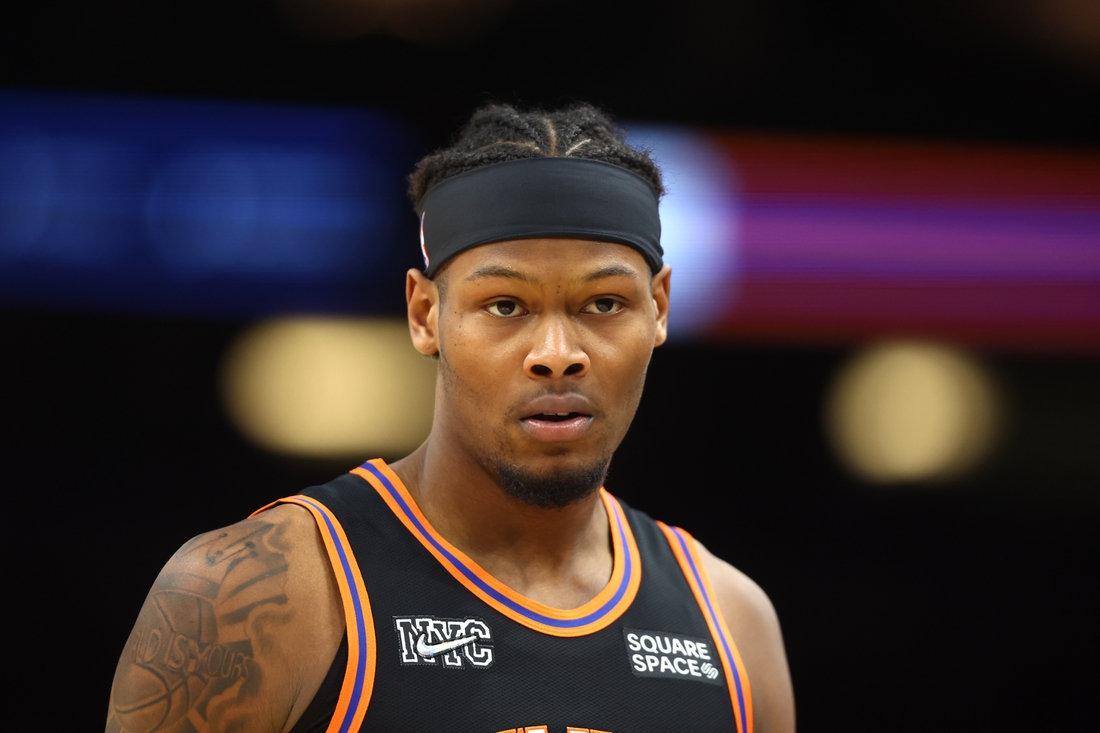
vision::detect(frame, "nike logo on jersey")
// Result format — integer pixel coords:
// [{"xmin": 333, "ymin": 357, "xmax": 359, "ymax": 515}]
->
[
  {"xmin": 415, "ymin": 633, "xmax": 480, "ymax": 658},
  {"xmin": 394, "ymin": 615, "xmax": 494, "ymax": 668}
]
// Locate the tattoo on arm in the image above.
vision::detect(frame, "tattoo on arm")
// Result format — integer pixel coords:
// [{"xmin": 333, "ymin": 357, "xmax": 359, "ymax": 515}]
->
[{"xmin": 107, "ymin": 518, "xmax": 295, "ymax": 733}]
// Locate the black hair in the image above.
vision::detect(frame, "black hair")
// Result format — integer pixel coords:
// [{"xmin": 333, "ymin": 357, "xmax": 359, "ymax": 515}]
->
[{"xmin": 408, "ymin": 103, "xmax": 664, "ymax": 209}]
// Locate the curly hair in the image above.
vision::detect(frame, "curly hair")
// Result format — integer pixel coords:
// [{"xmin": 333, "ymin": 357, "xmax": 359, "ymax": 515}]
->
[{"xmin": 408, "ymin": 103, "xmax": 664, "ymax": 208}]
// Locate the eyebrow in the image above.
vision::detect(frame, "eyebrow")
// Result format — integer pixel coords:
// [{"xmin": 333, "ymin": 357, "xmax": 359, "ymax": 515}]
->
[
  {"xmin": 581, "ymin": 264, "xmax": 639, "ymax": 282},
  {"xmin": 465, "ymin": 265, "xmax": 540, "ymax": 285}
]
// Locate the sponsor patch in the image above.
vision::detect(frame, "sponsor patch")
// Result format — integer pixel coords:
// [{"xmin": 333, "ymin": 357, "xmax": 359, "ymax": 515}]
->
[
  {"xmin": 393, "ymin": 615, "xmax": 494, "ymax": 668},
  {"xmin": 623, "ymin": 628, "xmax": 724, "ymax": 686}
]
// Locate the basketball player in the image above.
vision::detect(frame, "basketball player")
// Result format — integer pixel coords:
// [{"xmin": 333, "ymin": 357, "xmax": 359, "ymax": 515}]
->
[{"xmin": 107, "ymin": 104, "xmax": 795, "ymax": 733}]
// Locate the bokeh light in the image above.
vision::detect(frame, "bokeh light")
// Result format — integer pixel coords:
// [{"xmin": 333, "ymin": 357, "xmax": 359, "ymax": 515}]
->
[
  {"xmin": 0, "ymin": 91, "xmax": 417, "ymax": 317},
  {"xmin": 220, "ymin": 317, "xmax": 436, "ymax": 457},
  {"xmin": 825, "ymin": 341, "xmax": 1004, "ymax": 484},
  {"xmin": 625, "ymin": 125, "xmax": 740, "ymax": 338}
]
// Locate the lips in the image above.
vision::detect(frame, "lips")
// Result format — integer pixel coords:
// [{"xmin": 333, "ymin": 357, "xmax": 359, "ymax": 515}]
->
[{"xmin": 518, "ymin": 395, "xmax": 595, "ymax": 442}]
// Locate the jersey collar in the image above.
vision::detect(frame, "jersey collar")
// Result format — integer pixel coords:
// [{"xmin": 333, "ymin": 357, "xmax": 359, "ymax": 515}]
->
[{"xmin": 351, "ymin": 459, "xmax": 641, "ymax": 637}]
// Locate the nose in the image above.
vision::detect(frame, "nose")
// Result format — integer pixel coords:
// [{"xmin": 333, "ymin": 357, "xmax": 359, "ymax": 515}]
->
[{"xmin": 524, "ymin": 314, "xmax": 590, "ymax": 379}]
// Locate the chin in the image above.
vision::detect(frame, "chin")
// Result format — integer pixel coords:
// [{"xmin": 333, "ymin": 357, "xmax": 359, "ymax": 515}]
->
[{"xmin": 493, "ymin": 453, "xmax": 611, "ymax": 510}]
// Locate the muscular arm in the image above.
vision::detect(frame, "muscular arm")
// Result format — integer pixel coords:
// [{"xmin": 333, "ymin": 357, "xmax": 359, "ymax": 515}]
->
[
  {"xmin": 106, "ymin": 506, "xmax": 343, "ymax": 733},
  {"xmin": 699, "ymin": 544, "xmax": 796, "ymax": 733}
]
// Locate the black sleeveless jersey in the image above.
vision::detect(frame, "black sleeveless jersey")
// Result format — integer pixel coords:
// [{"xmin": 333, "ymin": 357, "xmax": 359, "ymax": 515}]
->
[{"xmin": 267, "ymin": 460, "xmax": 752, "ymax": 733}]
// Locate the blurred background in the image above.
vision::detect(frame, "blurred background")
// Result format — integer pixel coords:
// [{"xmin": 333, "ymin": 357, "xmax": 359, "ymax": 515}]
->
[{"xmin": 2, "ymin": 0, "xmax": 1098, "ymax": 730}]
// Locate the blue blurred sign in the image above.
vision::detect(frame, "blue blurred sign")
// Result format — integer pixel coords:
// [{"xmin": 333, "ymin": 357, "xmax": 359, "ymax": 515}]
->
[{"xmin": 0, "ymin": 90, "xmax": 421, "ymax": 317}]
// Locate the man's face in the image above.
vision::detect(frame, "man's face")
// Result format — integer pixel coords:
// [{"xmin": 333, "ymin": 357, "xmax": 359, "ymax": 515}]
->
[{"xmin": 411, "ymin": 238, "xmax": 671, "ymax": 507}]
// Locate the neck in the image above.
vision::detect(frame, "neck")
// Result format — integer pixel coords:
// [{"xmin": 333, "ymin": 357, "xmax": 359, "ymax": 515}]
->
[{"xmin": 389, "ymin": 438, "xmax": 613, "ymax": 611}]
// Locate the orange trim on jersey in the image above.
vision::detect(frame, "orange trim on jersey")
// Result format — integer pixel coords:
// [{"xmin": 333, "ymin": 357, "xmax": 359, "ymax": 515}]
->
[
  {"xmin": 351, "ymin": 459, "xmax": 641, "ymax": 638},
  {"xmin": 253, "ymin": 497, "xmax": 377, "ymax": 733},
  {"xmin": 658, "ymin": 522, "xmax": 754, "ymax": 733}
]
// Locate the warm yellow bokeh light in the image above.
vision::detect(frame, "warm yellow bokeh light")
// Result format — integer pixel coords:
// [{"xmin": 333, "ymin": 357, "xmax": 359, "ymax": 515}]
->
[
  {"xmin": 220, "ymin": 317, "xmax": 436, "ymax": 458},
  {"xmin": 825, "ymin": 341, "xmax": 1002, "ymax": 484}
]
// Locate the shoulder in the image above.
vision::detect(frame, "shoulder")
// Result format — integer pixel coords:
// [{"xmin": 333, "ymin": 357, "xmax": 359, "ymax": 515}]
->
[
  {"xmin": 108, "ymin": 504, "xmax": 343, "ymax": 733},
  {"xmin": 696, "ymin": 541, "xmax": 796, "ymax": 733}
]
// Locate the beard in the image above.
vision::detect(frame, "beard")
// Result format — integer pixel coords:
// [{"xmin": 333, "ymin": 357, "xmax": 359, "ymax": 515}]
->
[{"xmin": 495, "ymin": 458, "xmax": 610, "ymax": 510}]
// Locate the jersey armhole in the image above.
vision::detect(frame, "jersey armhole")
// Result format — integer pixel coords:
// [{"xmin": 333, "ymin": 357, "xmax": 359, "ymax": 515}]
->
[
  {"xmin": 256, "ymin": 496, "xmax": 378, "ymax": 733},
  {"xmin": 287, "ymin": 633, "xmax": 349, "ymax": 733},
  {"xmin": 657, "ymin": 522, "xmax": 754, "ymax": 733}
]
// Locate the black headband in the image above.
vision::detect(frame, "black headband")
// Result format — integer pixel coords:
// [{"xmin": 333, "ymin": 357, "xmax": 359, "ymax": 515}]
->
[{"xmin": 416, "ymin": 157, "xmax": 663, "ymax": 277}]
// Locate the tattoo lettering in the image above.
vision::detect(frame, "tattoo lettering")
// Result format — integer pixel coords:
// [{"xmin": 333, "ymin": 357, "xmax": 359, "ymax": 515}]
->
[{"xmin": 107, "ymin": 519, "xmax": 294, "ymax": 733}]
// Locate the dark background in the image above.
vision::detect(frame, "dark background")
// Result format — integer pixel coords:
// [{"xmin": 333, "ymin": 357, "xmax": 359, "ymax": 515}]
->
[{"xmin": 2, "ymin": 1, "xmax": 1098, "ymax": 731}]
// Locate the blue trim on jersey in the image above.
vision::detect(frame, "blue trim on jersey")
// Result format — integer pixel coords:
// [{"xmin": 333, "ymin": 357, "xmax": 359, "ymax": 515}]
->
[
  {"xmin": 670, "ymin": 525, "xmax": 749, "ymax": 730},
  {"xmin": 360, "ymin": 461, "xmax": 634, "ymax": 629},
  {"xmin": 292, "ymin": 496, "xmax": 369, "ymax": 733}
]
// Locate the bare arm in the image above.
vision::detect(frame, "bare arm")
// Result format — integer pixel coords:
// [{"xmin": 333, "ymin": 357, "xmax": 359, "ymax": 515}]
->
[
  {"xmin": 699, "ymin": 543, "xmax": 796, "ymax": 733},
  {"xmin": 106, "ymin": 505, "xmax": 343, "ymax": 733}
]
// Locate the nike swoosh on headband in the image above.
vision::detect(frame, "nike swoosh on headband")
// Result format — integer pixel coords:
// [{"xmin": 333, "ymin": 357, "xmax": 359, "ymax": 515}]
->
[{"xmin": 415, "ymin": 633, "xmax": 482, "ymax": 658}]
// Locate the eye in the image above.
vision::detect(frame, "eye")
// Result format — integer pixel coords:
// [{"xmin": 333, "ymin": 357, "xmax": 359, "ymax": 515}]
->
[
  {"xmin": 581, "ymin": 298, "xmax": 624, "ymax": 315},
  {"xmin": 485, "ymin": 300, "xmax": 527, "ymax": 318}
]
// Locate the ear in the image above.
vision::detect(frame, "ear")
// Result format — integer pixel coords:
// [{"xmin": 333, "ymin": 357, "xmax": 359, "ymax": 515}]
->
[
  {"xmin": 406, "ymin": 269, "xmax": 440, "ymax": 356},
  {"xmin": 652, "ymin": 264, "xmax": 672, "ymax": 347}
]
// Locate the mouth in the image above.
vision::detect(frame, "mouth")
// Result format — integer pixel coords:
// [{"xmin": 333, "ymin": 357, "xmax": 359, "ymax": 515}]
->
[
  {"xmin": 525, "ymin": 411, "xmax": 586, "ymax": 422},
  {"xmin": 519, "ymin": 412, "xmax": 594, "ymax": 442}
]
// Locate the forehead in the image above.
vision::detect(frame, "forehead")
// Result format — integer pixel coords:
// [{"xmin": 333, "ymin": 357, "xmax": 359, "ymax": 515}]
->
[{"xmin": 442, "ymin": 238, "xmax": 652, "ymax": 283}]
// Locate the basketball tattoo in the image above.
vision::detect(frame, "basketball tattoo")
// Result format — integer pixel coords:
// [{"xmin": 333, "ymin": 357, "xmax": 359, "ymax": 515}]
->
[{"xmin": 107, "ymin": 518, "xmax": 294, "ymax": 733}]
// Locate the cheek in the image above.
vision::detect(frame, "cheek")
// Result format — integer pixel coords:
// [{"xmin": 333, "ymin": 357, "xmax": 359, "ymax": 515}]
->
[
  {"xmin": 438, "ymin": 319, "xmax": 518, "ymax": 403},
  {"xmin": 592, "ymin": 324, "xmax": 654, "ymax": 386},
  {"xmin": 586, "ymin": 362, "xmax": 649, "ymax": 435}
]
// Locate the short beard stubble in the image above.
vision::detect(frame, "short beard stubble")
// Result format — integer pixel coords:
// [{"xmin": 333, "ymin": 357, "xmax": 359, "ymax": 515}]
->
[{"xmin": 496, "ymin": 458, "xmax": 610, "ymax": 510}]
